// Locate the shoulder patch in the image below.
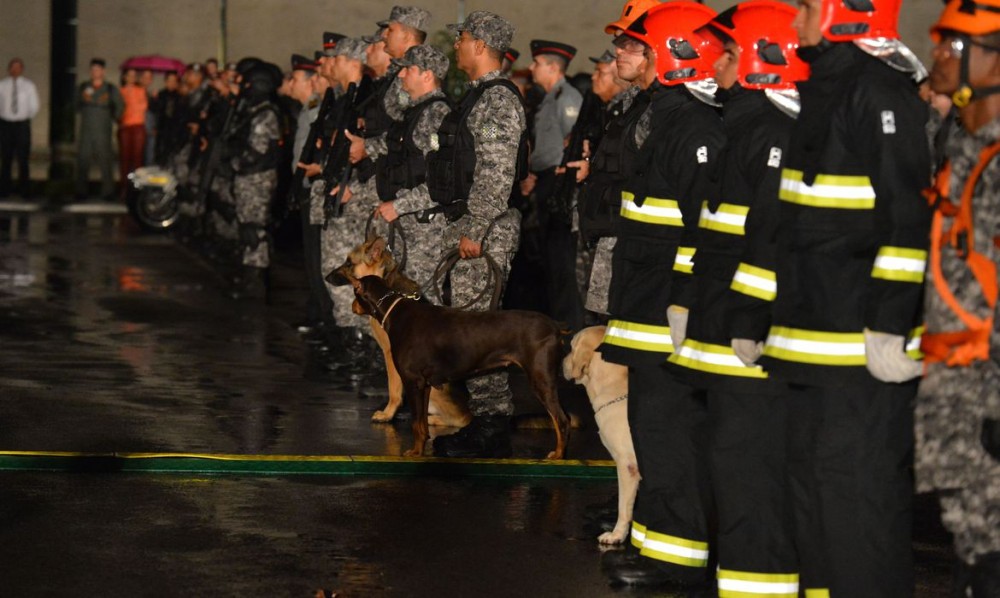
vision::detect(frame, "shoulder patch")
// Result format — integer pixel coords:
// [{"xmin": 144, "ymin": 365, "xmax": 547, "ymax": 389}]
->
[
  {"xmin": 881, "ymin": 110, "xmax": 896, "ymax": 135},
  {"xmin": 767, "ymin": 147, "xmax": 783, "ymax": 169},
  {"xmin": 481, "ymin": 123, "xmax": 499, "ymax": 140},
  {"xmin": 696, "ymin": 146, "xmax": 708, "ymax": 164}
]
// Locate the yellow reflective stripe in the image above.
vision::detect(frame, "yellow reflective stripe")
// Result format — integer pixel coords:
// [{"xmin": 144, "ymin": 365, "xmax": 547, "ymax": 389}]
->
[
  {"xmin": 779, "ymin": 169, "xmax": 875, "ymax": 210},
  {"xmin": 603, "ymin": 320, "xmax": 675, "ymax": 353},
  {"xmin": 698, "ymin": 201, "xmax": 749, "ymax": 236},
  {"xmin": 631, "ymin": 521, "xmax": 647, "ymax": 549},
  {"xmin": 907, "ymin": 326, "xmax": 924, "ymax": 360},
  {"xmin": 640, "ymin": 529, "xmax": 710, "ymax": 568},
  {"xmin": 620, "ymin": 191, "xmax": 684, "ymax": 226},
  {"xmin": 804, "ymin": 589, "xmax": 830, "ymax": 598},
  {"xmin": 668, "ymin": 339, "xmax": 768, "ymax": 379},
  {"xmin": 871, "ymin": 246, "xmax": 927, "ymax": 283},
  {"xmin": 731, "ymin": 262, "xmax": 777, "ymax": 302},
  {"xmin": 674, "ymin": 246, "xmax": 696, "ymax": 274},
  {"xmin": 763, "ymin": 326, "xmax": 867, "ymax": 366},
  {"xmin": 718, "ymin": 569, "xmax": 799, "ymax": 597}
]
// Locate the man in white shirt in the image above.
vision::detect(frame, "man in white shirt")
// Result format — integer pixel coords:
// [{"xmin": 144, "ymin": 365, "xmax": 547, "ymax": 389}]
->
[{"xmin": 0, "ymin": 58, "xmax": 40, "ymax": 198}]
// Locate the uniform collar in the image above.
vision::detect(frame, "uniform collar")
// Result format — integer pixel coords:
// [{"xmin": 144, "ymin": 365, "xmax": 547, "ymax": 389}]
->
[
  {"xmin": 721, "ymin": 88, "xmax": 772, "ymax": 127},
  {"xmin": 469, "ymin": 69, "xmax": 505, "ymax": 88}
]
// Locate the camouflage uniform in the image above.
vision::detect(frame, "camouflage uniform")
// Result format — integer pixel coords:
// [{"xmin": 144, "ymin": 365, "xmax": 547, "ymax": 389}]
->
[
  {"xmin": 584, "ymin": 85, "xmax": 650, "ymax": 315},
  {"xmin": 444, "ymin": 70, "xmax": 526, "ymax": 416},
  {"xmin": 387, "ymin": 89, "xmax": 452, "ymax": 293},
  {"xmin": 917, "ymin": 116, "xmax": 1000, "ymax": 565},
  {"xmin": 232, "ymin": 104, "xmax": 280, "ymax": 268}
]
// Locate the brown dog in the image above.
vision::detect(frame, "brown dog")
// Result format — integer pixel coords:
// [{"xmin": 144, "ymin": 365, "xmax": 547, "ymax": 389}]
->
[
  {"xmin": 330, "ymin": 237, "xmax": 470, "ymax": 429},
  {"xmin": 349, "ymin": 274, "xmax": 570, "ymax": 458},
  {"xmin": 563, "ymin": 326, "xmax": 638, "ymax": 545}
]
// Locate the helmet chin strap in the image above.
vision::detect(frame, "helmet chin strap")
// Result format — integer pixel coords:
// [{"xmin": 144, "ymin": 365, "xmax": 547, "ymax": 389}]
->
[{"xmin": 954, "ymin": 34, "xmax": 1000, "ymax": 108}]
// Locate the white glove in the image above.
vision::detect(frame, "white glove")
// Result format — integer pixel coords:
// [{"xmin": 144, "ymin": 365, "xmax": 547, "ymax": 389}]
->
[
  {"xmin": 863, "ymin": 328, "xmax": 923, "ymax": 383},
  {"xmin": 667, "ymin": 306, "xmax": 689, "ymax": 350},
  {"xmin": 731, "ymin": 338, "xmax": 764, "ymax": 366}
]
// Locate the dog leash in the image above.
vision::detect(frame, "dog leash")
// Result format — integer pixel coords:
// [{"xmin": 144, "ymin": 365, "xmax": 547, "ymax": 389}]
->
[{"xmin": 593, "ymin": 394, "xmax": 628, "ymax": 416}]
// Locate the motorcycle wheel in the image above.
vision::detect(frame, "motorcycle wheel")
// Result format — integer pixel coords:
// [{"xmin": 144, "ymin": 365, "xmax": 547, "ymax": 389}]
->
[{"xmin": 127, "ymin": 185, "xmax": 180, "ymax": 232}]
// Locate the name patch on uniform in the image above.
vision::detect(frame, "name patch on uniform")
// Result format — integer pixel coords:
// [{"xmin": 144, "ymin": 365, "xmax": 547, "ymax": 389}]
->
[
  {"xmin": 881, "ymin": 110, "xmax": 896, "ymax": 135},
  {"xmin": 767, "ymin": 147, "xmax": 783, "ymax": 169},
  {"xmin": 696, "ymin": 146, "xmax": 708, "ymax": 164}
]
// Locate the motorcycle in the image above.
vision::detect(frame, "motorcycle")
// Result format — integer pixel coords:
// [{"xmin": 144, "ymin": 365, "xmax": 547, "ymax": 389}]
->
[{"xmin": 126, "ymin": 166, "xmax": 183, "ymax": 231}]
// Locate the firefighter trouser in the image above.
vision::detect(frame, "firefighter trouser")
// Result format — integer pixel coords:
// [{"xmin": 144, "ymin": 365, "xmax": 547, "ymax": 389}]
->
[
  {"xmin": 709, "ymin": 389, "xmax": 798, "ymax": 597},
  {"xmin": 628, "ymin": 365, "xmax": 711, "ymax": 584},
  {"xmin": 785, "ymin": 379, "xmax": 915, "ymax": 598}
]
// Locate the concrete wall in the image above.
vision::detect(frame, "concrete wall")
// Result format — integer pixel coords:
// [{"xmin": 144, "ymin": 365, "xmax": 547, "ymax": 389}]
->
[{"xmin": 5, "ymin": 0, "xmax": 944, "ymax": 154}]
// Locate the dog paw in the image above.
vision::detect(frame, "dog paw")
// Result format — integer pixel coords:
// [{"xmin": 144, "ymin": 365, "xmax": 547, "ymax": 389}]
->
[
  {"xmin": 403, "ymin": 448, "xmax": 423, "ymax": 457},
  {"xmin": 545, "ymin": 450, "xmax": 564, "ymax": 460},
  {"xmin": 598, "ymin": 530, "xmax": 627, "ymax": 545},
  {"xmin": 371, "ymin": 410, "xmax": 394, "ymax": 423}
]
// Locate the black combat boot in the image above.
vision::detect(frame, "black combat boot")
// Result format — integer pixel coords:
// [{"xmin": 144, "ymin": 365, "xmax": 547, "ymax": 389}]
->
[{"xmin": 432, "ymin": 415, "xmax": 512, "ymax": 458}]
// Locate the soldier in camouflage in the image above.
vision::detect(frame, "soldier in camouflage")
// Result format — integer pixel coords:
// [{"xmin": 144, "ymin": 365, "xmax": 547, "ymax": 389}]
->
[
  {"xmin": 229, "ymin": 63, "xmax": 282, "ymax": 300},
  {"xmin": 373, "ymin": 45, "xmax": 453, "ymax": 293},
  {"xmin": 428, "ymin": 10, "xmax": 527, "ymax": 458},
  {"xmin": 917, "ymin": 2, "xmax": 1000, "ymax": 592}
]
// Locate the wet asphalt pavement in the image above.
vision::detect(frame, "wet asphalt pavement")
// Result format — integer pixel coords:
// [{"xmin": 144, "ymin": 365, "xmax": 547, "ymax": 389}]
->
[{"xmin": 0, "ymin": 205, "xmax": 955, "ymax": 597}]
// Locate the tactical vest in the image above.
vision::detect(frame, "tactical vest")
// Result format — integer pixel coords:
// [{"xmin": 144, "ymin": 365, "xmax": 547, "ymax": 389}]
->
[
  {"xmin": 376, "ymin": 96, "xmax": 450, "ymax": 202},
  {"xmin": 580, "ymin": 91, "xmax": 651, "ymax": 239},
  {"xmin": 426, "ymin": 78, "xmax": 528, "ymax": 208},
  {"xmin": 232, "ymin": 101, "xmax": 282, "ymax": 174}
]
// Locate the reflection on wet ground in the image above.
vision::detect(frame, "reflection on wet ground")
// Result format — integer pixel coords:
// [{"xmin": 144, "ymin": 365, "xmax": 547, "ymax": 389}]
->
[{"xmin": 0, "ymin": 209, "xmax": 954, "ymax": 596}]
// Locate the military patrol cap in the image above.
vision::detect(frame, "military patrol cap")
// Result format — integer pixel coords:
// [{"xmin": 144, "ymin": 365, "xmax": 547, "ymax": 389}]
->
[
  {"xmin": 530, "ymin": 40, "xmax": 578, "ymax": 64},
  {"xmin": 333, "ymin": 37, "xmax": 369, "ymax": 63},
  {"xmin": 589, "ymin": 50, "xmax": 616, "ymax": 64},
  {"xmin": 447, "ymin": 10, "xmax": 516, "ymax": 52},
  {"xmin": 504, "ymin": 48, "xmax": 521, "ymax": 64},
  {"xmin": 362, "ymin": 27, "xmax": 387, "ymax": 44},
  {"xmin": 393, "ymin": 44, "xmax": 450, "ymax": 81},
  {"xmin": 291, "ymin": 54, "xmax": 316, "ymax": 72},
  {"xmin": 377, "ymin": 6, "xmax": 432, "ymax": 34},
  {"xmin": 323, "ymin": 32, "xmax": 347, "ymax": 57}
]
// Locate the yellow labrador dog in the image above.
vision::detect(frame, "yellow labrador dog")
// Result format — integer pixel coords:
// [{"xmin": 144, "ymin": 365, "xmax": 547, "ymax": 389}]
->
[
  {"xmin": 563, "ymin": 325, "xmax": 638, "ymax": 545},
  {"xmin": 332, "ymin": 236, "xmax": 471, "ymax": 429}
]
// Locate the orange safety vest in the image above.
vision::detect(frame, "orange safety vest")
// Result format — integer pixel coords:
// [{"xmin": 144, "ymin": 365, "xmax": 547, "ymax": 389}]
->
[{"xmin": 921, "ymin": 141, "xmax": 1000, "ymax": 367}]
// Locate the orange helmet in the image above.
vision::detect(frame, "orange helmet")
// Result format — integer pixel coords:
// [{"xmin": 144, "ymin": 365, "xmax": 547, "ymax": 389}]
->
[
  {"xmin": 931, "ymin": 0, "xmax": 1000, "ymax": 42},
  {"xmin": 820, "ymin": 0, "xmax": 901, "ymax": 42},
  {"xmin": 704, "ymin": 0, "xmax": 809, "ymax": 90},
  {"xmin": 605, "ymin": 0, "xmax": 662, "ymax": 35},
  {"xmin": 623, "ymin": 1, "xmax": 719, "ymax": 86}
]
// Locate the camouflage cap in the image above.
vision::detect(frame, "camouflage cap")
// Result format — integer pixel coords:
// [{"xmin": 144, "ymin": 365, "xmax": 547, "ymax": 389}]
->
[
  {"xmin": 377, "ymin": 6, "xmax": 432, "ymax": 33},
  {"xmin": 447, "ymin": 10, "xmax": 515, "ymax": 52},
  {"xmin": 362, "ymin": 27, "xmax": 387, "ymax": 44},
  {"xmin": 589, "ymin": 49, "xmax": 616, "ymax": 64},
  {"xmin": 333, "ymin": 37, "xmax": 369, "ymax": 63},
  {"xmin": 392, "ymin": 44, "xmax": 450, "ymax": 81}
]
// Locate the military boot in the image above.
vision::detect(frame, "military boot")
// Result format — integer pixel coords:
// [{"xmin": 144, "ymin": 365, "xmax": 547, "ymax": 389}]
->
[{"xmin": 432, "ymin": 415, "xmax": 512, "ymax": 458}]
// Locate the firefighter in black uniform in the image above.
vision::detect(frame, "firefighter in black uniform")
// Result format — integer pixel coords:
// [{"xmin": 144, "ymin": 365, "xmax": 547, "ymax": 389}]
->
[
  {"xmin": 757, "ymin": 0, "xmax": 931, "ymax": 595},
  {"xmin": 598, "ymin": 1, "xmax": 725, "ymax": 589},
  {"xmin": 665, "ymin": 3, "xmax": 808, "ymax": 595}
]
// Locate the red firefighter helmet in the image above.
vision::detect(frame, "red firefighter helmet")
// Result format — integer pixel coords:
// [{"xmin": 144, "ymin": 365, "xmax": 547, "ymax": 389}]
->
[
  {"xmin": 622, "ymin": 1, "xmax": 719, "ymax": 86},
  {"xmin": 704, "ymin": 0, "xmax": 810, "ymax": 90},
  {"xmin": 820, "ymin": 0, "xmax": 902, "ymax": 42}
]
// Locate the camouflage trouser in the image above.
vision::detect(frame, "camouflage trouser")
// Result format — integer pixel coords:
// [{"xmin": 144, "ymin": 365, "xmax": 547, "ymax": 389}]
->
[
  {"xmin": 234, "ymin": 170, "xmax": 276, "ymax": 268},
  {"xmin": 917, "ymin": 362, "xmax": 1000, "ymax": 564},
  {"xmin": 575, "ymin": 232, "xmax": 595, "ymax": 306},
  {"xmin": 396, "ymin": 214, "xmax": 446, "ymax": 299},
  {"xmin": 445, "ymin": 209, "xmax": 521, "ymax": 417},
  {"xmin": 585, "ymin": 236, "xmax": 615, "ymax": 315},
  {"xmin": 209, "ymin": 175, "xmax": 238, "ymax": 241},
  {"xmin": 321, "ymin": 189, "xmax": 378, "ymax": 329}
]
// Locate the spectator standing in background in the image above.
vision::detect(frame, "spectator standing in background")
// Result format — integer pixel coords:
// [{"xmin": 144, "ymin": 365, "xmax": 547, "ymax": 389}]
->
[
  {"xmin": 118, "ymin": 68, "xmax": 148, "ymax": 199},
  {"xmin": 0, "ymin": 58, "xmax": 40, "ymax": 199},
  {"xmin": 75, "ymin": 58, "xmax": 122, "ymax": 200}
]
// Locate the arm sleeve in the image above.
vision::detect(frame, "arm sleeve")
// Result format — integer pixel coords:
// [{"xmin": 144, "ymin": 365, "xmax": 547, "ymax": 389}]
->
[
  {"xmin": 27, "ymin": 81, "xmax": 40, "ymax": 119},
  {"xmin": 859, "ymin": 85, "xmax": 933, "ymax": 335},
  {"xmin": 457, "ymin": 86, "xmax": 525, "ymax": 243}
]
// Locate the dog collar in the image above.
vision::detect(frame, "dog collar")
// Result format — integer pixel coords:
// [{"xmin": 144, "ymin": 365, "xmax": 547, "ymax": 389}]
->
[
  {"xmin": 593, "ymin": 394, "xmax": 628, "ymax": 416},
  {"xmin": 379, "ymin": 296, "xmax": 405, "ymax": 328}
]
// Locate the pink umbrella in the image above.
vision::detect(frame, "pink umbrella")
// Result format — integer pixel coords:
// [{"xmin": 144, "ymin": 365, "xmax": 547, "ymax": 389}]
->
[{"xmin": 120, "ymin": 55, "xmax": 187, "ymax": 74}]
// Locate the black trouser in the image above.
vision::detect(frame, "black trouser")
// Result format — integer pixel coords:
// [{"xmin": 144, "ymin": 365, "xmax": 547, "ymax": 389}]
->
[
  {"xmin": 301, "ymin": 207, "xmax": 332, "ymax": 327},
  {"xmin": 709, "ymin": 388, "xmax": 797, "ymax": 593},
  {"xmin": 0, "ymin": 119, "xmax": 30, "ymax": 197},
  {"xmin": 785, "ymin": 379, "xmax": 916, "ymax": 597},
  {"xmin": 535, "ymin": 169, "xmax": 585, "ymax": 330},
  {"xmin": 628, "ymin": 365, "xmax": 711, "ymax": 584}
]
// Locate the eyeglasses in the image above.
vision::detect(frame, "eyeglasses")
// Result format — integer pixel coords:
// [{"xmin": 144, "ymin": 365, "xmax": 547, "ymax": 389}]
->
[{"xmin": 614, "ymin": 36, "xmax": 647, "ymax": 56}]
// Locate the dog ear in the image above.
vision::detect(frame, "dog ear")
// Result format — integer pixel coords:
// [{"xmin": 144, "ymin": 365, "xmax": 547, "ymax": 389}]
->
[{"xmin": 366, "ymin": 237, "xmax": 387, "ymax": 264}]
